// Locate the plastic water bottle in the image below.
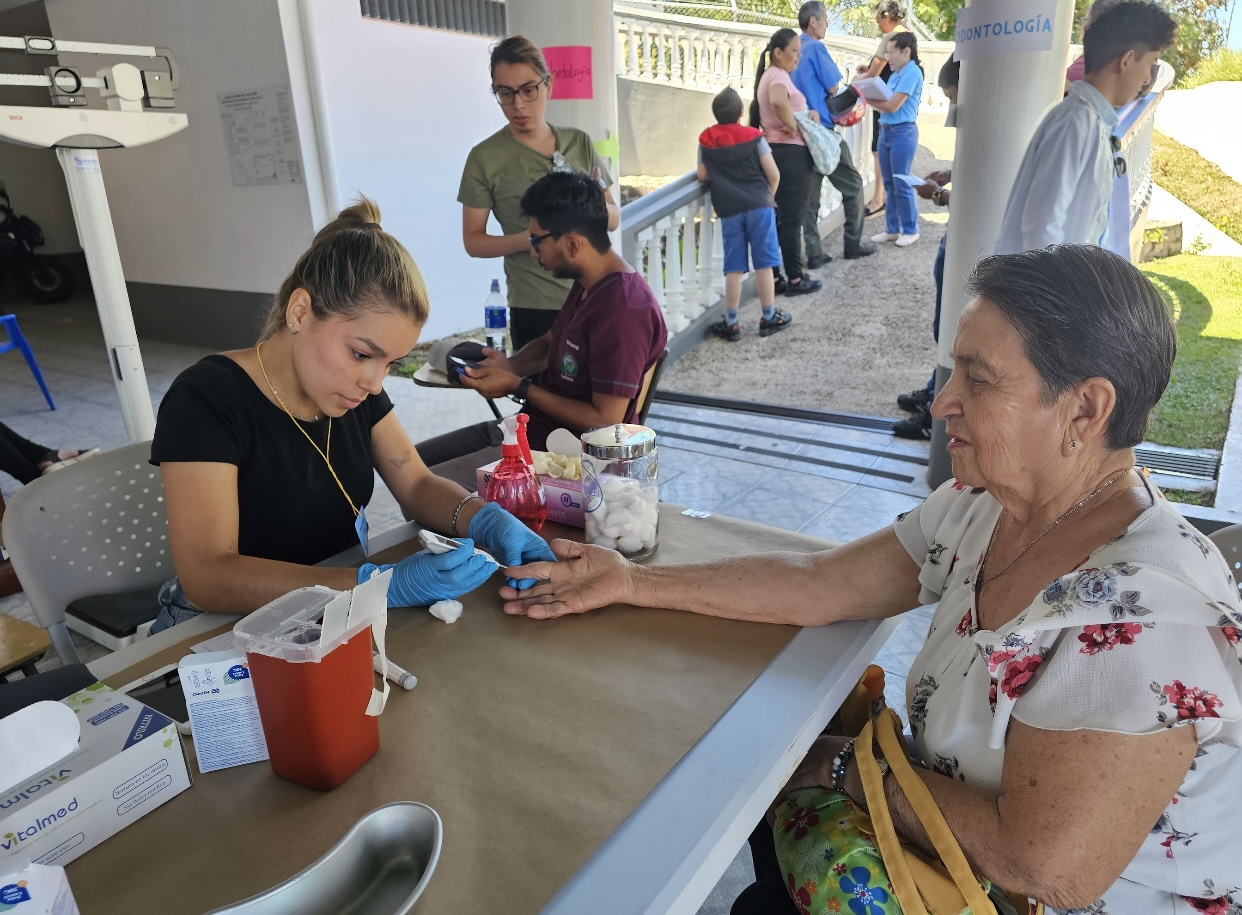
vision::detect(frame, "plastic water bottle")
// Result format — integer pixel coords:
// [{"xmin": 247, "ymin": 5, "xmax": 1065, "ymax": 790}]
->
[{"xmin": 484, "ymin": 279, "xmax": 507, "ymax": 354}]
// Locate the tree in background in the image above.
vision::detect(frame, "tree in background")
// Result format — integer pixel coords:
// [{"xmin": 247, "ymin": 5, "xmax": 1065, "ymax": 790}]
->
[{"xmin": 1161, "ymin": 0, "xmax": 1229, "ymax": 78}]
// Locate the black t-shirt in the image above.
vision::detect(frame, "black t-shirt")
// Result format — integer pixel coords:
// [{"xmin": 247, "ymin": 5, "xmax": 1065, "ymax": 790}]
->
[{"xmin": 151, "ymin": 355, "xmax": 394, "ymax": 565}]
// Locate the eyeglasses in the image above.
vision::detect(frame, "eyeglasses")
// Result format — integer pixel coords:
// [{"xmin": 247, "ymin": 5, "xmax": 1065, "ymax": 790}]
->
[
  {"xmin": 1110, "ymin": 136, "xmax": 1127, "ymax": 177},
  {"xmin": 529, "ymin": 230, "xmax": 559, "ymax": 250},
  {"xmin": 493, "ymin": 76, "xmax": 549, "ymax": 105}
]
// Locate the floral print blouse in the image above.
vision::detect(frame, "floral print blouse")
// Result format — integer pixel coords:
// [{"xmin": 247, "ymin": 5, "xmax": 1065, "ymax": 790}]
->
[{"xmin": 893, "ymin": 478, "xmax": 1242, "ymax": 915}]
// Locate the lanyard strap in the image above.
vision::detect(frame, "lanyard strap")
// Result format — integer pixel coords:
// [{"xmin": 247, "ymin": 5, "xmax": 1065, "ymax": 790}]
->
[{"xmin": 255, "ymin": 341, "xmax": 360, "ymax": 518}]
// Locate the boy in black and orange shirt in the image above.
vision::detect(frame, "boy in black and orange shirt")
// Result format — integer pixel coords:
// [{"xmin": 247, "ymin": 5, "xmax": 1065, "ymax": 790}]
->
[{"xmin": 697, "ymin": 88, "xmax": 792, "ymax": 341}]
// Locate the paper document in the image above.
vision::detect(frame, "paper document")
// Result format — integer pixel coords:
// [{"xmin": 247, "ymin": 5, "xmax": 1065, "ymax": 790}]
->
[
  {"xmin": 851, "ymin": 77, "xmax": 892, "ymax": 102},
  {"xmin": 191, "ymin": 631, "xmax": 236, "ymax": 653},
  {"xmin": 895, "ymin": 173, "xmax": 927, "ymax": 187},
  {"xmin": 179, "ymin": 651, "xmax": 269, "ymax": 772}
]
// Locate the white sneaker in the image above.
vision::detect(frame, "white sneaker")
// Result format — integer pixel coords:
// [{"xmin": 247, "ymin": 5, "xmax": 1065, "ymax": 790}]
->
[
  {"xmin": 870, "ymin": 231, "xmax": 899, "ymax": 243},
  {"xmin": 895, "ymin": 233, "xmax": 920, "ymax": 247}
]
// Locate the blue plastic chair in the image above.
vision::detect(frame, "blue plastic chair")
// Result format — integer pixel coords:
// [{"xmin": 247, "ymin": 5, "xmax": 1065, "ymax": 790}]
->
[{"xmin": 0, "ymin": 314, "xmax": 55, "ymax": 410}]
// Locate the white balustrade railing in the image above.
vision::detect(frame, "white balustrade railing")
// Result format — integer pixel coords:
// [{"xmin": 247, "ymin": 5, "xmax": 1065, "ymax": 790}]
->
[
  {"xmin": 615, "ymin": 3, "xmax": 955, "ymax": 108},
  {"xmin": 1119, "ymin": 59, "xmax": 1174, "ymax": 233},
  {"xmin": 620, "ymin": 115, "xmax": 873, "ymax": 338}
]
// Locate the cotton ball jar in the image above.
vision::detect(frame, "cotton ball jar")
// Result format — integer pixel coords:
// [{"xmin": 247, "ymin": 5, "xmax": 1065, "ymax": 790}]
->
[{"xmin": 581, "ymin": 423, "xmax": 660, "ymax": 561}]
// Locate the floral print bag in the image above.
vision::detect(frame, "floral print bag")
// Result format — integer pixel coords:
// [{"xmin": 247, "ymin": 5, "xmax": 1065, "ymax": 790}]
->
[{"xmin": 772, "ymin": 669, "xmax": 1041, "ymax": 915}]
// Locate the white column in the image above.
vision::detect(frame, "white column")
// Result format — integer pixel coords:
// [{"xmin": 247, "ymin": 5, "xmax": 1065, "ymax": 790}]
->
[
  {"xmin": 506, "ymin": 0, "xmax": 621, "ymax": 202},
  {"xmin": 928, "ymin": 0, "xmax": 1076, "ymax": 486},
  {"xmin": 56, "ymin": 148, "xmax": 155, "ymax": 442},
  {"xmin": 697, "ymin": 196, "xmax": 715, "ymax": 301},
  {"xmin": 680, "ymin": 202, "xmax": 700, "ymax": 309}
]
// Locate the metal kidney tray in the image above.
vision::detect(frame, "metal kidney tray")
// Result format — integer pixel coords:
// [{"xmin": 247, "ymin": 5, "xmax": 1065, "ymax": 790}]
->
[{"xmin": 208, "ymin": 802, "xmax": 443, "ymax": 915}]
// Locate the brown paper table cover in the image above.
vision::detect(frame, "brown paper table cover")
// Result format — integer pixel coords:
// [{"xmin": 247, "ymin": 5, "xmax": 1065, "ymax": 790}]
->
[{"xmin": 73, "ymin": 506, "xmax": 835, "ymax": 914}]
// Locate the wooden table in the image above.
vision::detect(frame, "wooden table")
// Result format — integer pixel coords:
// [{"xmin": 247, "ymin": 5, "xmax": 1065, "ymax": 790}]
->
[
  {"xmin": 78, "ymin": 509, "xmax": 893, "ymax": 914},
  {"xmin": 0, "ymin": 611, "xmax": 50, "ymax": 681}
]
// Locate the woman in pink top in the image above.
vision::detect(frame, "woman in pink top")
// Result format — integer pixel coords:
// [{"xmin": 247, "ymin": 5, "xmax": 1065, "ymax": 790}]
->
[{"xmin": 749, "ymin": 28, "xmax": 822, "ymax": 296}]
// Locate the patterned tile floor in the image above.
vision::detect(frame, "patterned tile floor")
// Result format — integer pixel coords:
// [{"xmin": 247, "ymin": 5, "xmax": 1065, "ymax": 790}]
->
[{"xmin": 0, "ymin": 293, "xmax": 936, "ymax": 913}]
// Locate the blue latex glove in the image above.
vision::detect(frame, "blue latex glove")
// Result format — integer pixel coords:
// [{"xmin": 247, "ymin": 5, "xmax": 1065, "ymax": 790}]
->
[
  {"xmin": 358, "ymin": 538, "xmax": 495, "ymax": 607},
  {"xmin": 468, "ymin": 500, "xmax": 557, "ymax": 590}
]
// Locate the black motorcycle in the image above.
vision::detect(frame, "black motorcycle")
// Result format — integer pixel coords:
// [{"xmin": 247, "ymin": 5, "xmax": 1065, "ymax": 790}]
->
[{"xmin": 0, "ymin": 188, "xmax": 76, "ymax": 303}]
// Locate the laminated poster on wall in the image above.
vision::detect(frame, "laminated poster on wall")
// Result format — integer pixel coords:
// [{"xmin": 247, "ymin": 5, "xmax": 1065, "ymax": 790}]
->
[
  {"xmin": 217, "ymin": 85, "xmax": 306, "ymax": 187},
  {"xmin": 953, "ymin": 0, "xmax": 1058, "ymax": 60},
  {"xmin": 543, "ymin": 46, "xmax": 593, "ymax": 100}
]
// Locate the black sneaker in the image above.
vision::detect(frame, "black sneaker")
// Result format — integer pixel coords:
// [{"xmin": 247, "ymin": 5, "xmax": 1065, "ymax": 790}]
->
[
  {"xmin": 773, "ymin": 273, "xmax": 788, "ymax": 296},
  {"xmin": 897, "ymin": 387, "xmax": 932, "ymax": 412},
  {"xmin": 844, "ymin": 243, "xmax": 876, "ymax": 259},
  {"xmin": 710, "ymin": 318, "xmax": 741, "ymax": 342},
  {"xmin": 805, "ymin": 253, "xmax": 832, "ymax": 269},
  {"xmin": 892, "ymin": 406, "xmax": 932, "ymax": 439},
  {"xmin": 759, "ymin": 309, "xmax": 794, "ymax": 337},
  {"xmin": 784, "ymin": 276, "xmax": 822, "ymax": 296}
]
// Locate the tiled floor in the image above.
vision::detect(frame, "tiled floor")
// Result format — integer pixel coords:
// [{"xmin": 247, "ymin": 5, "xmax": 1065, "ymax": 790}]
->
[{"xmin": 0, "ymin": 293, "xmax": 936, "ymax": 914}]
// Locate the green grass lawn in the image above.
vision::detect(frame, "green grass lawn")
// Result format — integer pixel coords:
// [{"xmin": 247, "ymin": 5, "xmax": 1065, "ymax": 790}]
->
[
  {"xmin": 1152, "ymin": 132, "xmax": 1242, "ymax": 246},
  {"xmin": 1141, "ymin": 254, "xmax": 1242, "ymax": 451}
]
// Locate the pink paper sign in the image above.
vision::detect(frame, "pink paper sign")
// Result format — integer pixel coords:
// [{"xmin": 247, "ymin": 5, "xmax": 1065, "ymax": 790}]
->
[{"xmin": 544, "ymin": 45, "xmax": 593, "ymax": 100}]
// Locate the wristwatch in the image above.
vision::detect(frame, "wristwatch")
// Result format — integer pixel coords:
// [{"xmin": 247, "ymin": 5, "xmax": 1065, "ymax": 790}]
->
[
  {"xmin": 932, "ymin": 187, "xmax": 947, "ymax": 207},
  {"xmin": 509, "ymin": 376, "xmax": 532, "ymax": 405}
]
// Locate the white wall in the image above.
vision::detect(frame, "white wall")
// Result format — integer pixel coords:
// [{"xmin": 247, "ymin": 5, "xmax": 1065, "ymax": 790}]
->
[
  {"xmin": 288, "ymin": 0, "xmax": 511, "ymax": 341},
  {"xmin": 43, "ymin": 0, "xmax": 315, "ymax": 294},
  {"xmin": 0, "ymin": 1, "xmax": 80, "ymax": 255}
]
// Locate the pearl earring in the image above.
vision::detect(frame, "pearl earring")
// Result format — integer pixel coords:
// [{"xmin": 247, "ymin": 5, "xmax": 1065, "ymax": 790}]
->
[
  {"xmin": 288, "ymin": 323, "xmax": 297, "ymax": 335},
  {"xmin": 1069, "ymin": 440, "xmax": 1078, "ymax": 449}
]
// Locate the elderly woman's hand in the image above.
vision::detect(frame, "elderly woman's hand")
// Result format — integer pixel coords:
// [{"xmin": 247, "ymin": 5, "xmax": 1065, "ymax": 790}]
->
[{"xmin": 499, "ymin": 539, "xmax": 635, "ymax": 618}]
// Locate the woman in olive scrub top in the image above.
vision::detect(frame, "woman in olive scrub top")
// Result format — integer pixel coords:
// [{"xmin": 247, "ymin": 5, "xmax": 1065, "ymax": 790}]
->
[{"xmin": 459, "ymin": 35, "xmax": 620, "ymax": 351}]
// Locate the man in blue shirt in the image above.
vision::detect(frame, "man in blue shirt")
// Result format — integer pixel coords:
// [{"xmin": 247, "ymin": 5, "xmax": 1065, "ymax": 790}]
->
[{"xmin": 792, "ymin": 0, "xmax": 874, "ymax": 264}]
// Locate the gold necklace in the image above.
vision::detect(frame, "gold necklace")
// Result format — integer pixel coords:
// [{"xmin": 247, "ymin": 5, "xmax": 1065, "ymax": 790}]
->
[
  {"xmin": 255, "ymin": 340, "xmax": 322, "ymax": 422},
  {"xmin": 978, "ymin": 468, "xmax": 1132, "ymax": 589},
  {"xmin": 254, "ymin": 340, "xmax": 359, "ymax": 518}
]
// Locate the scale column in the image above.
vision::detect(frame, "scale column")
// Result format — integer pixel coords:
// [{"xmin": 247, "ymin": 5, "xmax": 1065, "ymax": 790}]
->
[{"xmin": 56, "ymin": 146, "xmax": 155, "ymax": 442}]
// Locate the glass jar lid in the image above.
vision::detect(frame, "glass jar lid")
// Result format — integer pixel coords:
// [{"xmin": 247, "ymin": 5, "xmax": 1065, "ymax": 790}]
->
[{"xmin": 581, "ymin": 423, "xmax": 656, "ymax": 460}]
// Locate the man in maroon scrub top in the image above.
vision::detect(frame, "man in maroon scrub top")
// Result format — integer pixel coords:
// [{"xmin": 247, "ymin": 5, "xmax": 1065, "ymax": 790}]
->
[{"xmin": 416, "ymin": 170, "xmax": 667, "ymax": 482}]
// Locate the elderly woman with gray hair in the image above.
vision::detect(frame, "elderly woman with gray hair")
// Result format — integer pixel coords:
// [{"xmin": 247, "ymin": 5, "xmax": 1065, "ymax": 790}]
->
[{"xmin": 499, "ymin": 245, "xmax": 1242, "ymax": 914}]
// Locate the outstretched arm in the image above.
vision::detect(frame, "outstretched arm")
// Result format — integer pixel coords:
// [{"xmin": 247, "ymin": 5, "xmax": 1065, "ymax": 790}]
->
[{"xmin": 500, "ymin": 525, "xmax": 923, "ymax": 626}]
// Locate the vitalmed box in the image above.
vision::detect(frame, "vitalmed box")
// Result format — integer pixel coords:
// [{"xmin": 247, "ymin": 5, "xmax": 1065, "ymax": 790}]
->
[
  {"xmin": 476, "ymin": 460, "xmax": 585, "ymax": 528},
  {"xmin": 0, "ymin": 683, "xmax": 191, "ymax": 869}
]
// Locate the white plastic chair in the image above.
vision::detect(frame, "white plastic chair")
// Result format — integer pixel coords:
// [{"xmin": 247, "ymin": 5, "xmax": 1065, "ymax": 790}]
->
[
  {"xmin": 1208, "ymin": 523, "xmax": 1242, "ymax": 603},
  {"xmin": 1, "ymin": 441, "xmax": 171, "ymax": 664}
]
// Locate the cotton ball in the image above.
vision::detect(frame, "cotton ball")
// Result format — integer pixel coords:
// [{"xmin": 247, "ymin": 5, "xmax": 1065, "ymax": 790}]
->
[
  {"xmin": 617, "ymin": 535, "xmax": 644, "ymax": 553},
  {"xmin": 429, "ymin": 599, "xmax": 464, "ymax": 624},
  {"xmin": 608, "ymin": 507, "xmax": 636, "ymax": 530},
  {"xmin": 639, "ymin": 521, "xmax": 657, "ymax": 542},
  {"xmin": 640, "ymin": 486, "xmax": 659, "ymax": 505},
  {"xmin": 591, "ymin": 534, "xmax": 618, "ymax": 550}
]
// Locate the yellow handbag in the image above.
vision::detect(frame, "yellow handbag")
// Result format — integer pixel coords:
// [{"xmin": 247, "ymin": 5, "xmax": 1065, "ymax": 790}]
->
[{"xmin": 773, "ymin": 669, "xmax": 1043, "ymax": 915}]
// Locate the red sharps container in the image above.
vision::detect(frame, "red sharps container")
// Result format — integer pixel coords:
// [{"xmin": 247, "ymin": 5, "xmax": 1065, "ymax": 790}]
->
[{"xmin": 234, "ymin": 583, "xmax": 386, "ymax": 789}]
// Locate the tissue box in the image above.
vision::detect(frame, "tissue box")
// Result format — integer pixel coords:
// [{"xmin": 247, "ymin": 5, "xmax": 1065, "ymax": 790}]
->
[
  {"xmin": 0, "ymin": 683, "xmax": 191, "ymax": 869},
  {"xmin": 476, "ymin": 461, "xmax": 585, "ymax": 528},
  {"xmin": 0, "ymin": 863, "xmax": 79, "ymax": 914}
]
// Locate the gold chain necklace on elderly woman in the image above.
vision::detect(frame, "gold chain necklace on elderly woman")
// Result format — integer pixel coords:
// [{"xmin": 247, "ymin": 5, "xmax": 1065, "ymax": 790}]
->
[
  {"xmin": 254, "ymin": 340, "xmax": 360, "ymax": 519},
  {"xmin": 977, "ymin": 467, "xmax": 1132, "ymax": 590}
]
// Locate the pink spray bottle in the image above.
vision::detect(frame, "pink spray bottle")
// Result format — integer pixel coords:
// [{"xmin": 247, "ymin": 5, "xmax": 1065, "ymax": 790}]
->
[{"xmin": 485, "ymin": 414, "xmax": 547, "ymax": 532}]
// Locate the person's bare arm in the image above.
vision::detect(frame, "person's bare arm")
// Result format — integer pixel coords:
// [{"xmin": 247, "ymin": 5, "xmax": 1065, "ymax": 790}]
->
[
  {"xmin": 501, "ymin": 525, "xmax": 924, "ymax": 626},
  {"xmin": 696, "ymin": 162, "xmax": 710, "ymax": 182},
  {"xmin": 768, "ymin": 83, "xmax": 800, "ymax": 133},
  {"xmin": 161, "ymin": 462, "xmax": 359, "ymax": 614},
  {"xmin": 760, "ymin": 152, "xmax": 780, "ymax": 195},
  {"xmin": 461, "ymin": 362, "xmax": 629, "ymax": 432},
  {"xmin": 861, "ymin": 56, "xmax": 885, "ymax": 78},
  {"xmin": 868, "ymin": 91, "xmax": 909, "ymax": 114},
  {"xmin": 840, "ymin": 718, "xmax": 1197, "ymax": 910},
  {"xmin": 487, "ymin": 332, "xmax": 551, "ymax": 379},
  {"xmin": 371, "ymin": 412, "xmax": 488, "ymax": 530},
  {"xmin": 462, "ymin": 205, "xmax": 529, "ymax": 258},
  {"xmin": 603, "ymin": 186, "xmax": 620, "ymax": 232}
]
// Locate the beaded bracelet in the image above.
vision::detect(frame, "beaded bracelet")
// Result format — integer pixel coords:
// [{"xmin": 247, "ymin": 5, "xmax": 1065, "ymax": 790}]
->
[
  {"xmin": 451, "ymin": 493, "xmax": 482, "ymax": 538},
  {"xmin": 830, "ymin": 738, "xmax": 857, "ymax": 794}
]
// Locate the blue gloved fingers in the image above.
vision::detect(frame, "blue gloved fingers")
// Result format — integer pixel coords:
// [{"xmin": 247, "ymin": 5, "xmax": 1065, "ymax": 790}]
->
[
  {"xmin": 421, "ymin": 538, "xmax": 479, "ymax": 573},
  {"xmin": 521, "ymin": 539, "xmax": 557, "ymax": 565},
  {"xmin": 357, "ymin": 561, "xmax": 393, "ymax": 585},
  {"xmin": 506, "ymin": 574, "xmax": 540, "ymax": 591}
]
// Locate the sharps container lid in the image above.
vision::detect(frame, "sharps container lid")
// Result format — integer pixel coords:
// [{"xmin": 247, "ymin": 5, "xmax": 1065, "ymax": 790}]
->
[
  {"xmin": 233, "ymin": 586, "xmax": 374, "ymax": 664},
  {"xmin": 581, "ymin": 423, "xmax": 656, "ymax": 461}
]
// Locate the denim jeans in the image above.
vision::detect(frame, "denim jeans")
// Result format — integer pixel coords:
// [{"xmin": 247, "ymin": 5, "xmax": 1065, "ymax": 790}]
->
[
  {"xmin": 147, "ymin": 578, "xmax": 202, "ymax": 636},
  {"xmin": 878, "ymin": 121, "xmax": 919, "ymax": 235}
]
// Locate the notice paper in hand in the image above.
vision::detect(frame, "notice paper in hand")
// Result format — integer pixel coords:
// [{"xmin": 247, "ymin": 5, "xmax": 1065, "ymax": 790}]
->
[
  {"xmin": 895, "ymin": 173, "xmax": 927, "ymax": 187},
  {"xmin": 851, "ymin": 76, "xmax": 892, "ymax": 103},
  {"xmin": 179, "ymin": 651, "xmax": 269, "ymax": 773}
]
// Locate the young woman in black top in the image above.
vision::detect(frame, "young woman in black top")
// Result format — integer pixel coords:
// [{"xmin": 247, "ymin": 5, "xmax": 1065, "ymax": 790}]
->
[{"xmin": 149, "ymin": 198, "xmax": 554, "ymax": 633}]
